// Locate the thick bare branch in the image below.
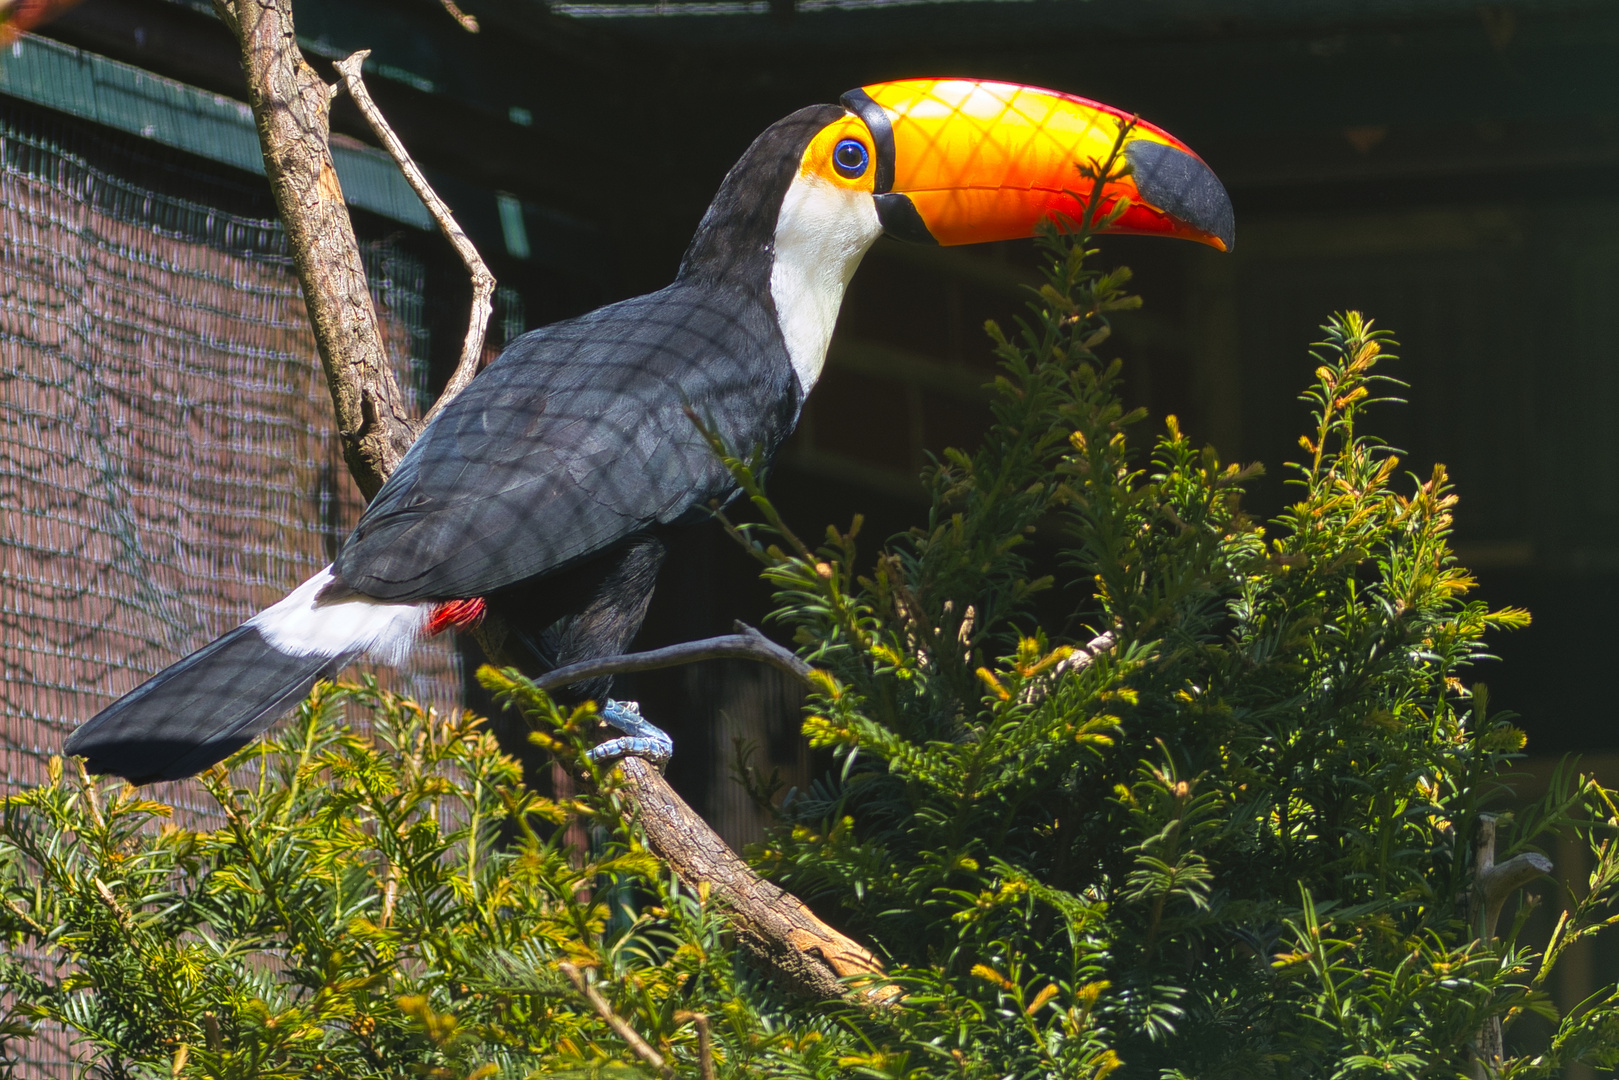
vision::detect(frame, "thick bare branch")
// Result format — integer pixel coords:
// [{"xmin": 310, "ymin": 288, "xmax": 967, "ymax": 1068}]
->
[
  {"xmin": 332, "ymin": 50, "xmax": 496, "ymax": 424},
  {"xmin": 536, "ymin": 627, "xmax": 892, "ymax": 1000},
  {"xmin": 230, "ymin": 0, "xmax": 417, "ymax": 498},
  {"xmin": 609, "ymin": 756, "xmax": 895, "ymax": 1003}
]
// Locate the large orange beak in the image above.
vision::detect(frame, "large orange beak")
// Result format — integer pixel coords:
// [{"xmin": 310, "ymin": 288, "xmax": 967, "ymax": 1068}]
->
[{"xmin": 841, "ymin": 79, "xmax": 1234, "ymax": 252}]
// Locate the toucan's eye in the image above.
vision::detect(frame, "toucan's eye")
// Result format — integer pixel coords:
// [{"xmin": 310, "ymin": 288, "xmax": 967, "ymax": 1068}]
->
[{"xmin": 832, "ymin": 139, "xmax": 869, "ymax": 179}]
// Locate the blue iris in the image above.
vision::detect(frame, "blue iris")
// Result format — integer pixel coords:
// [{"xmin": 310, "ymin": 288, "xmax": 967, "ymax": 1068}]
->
[{"xmin": 832, "ymin": 139, "xmax": 869, "ymax": 179}]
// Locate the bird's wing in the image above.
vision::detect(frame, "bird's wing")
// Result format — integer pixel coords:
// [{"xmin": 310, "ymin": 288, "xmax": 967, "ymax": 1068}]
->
[{"xmin": 333, "ymin": 285, "xmax": 797, "ymax": 602}]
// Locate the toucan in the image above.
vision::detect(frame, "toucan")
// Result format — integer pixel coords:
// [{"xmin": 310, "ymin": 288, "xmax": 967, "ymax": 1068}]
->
[{"xmin": 66, "ymin": 78, "xmax": 1234, "ymax": 783}]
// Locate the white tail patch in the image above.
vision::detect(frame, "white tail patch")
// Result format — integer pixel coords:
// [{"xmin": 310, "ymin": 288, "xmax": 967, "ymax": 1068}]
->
[{"xmin": 246, "ymin": 565, "xmax": 429, "ymax": 666}]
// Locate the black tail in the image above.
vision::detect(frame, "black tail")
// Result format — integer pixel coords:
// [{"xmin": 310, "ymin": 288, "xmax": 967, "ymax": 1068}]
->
[{"xmin": 65, "ymin": 626, "xmax": 343, "ymax": 784}]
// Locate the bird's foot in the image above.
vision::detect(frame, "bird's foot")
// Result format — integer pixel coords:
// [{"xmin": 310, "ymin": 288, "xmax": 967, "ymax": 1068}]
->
[{"xmin": 587, "ymin": 699, "xmax": 673, "ymax": 767}]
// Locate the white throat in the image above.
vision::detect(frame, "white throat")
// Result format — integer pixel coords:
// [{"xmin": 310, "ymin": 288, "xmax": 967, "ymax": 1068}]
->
[{"xmin": 769, "ymin": 173, "xmax": 882, "ymax": 395}]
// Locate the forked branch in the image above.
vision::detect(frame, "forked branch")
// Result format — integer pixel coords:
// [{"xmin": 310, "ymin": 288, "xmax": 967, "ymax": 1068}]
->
[
  {"xmin": 1468, "ymin": 815, "xmax": 1552, "ymax": 1078},
  {"xmin": 222, "ymin": 0, "xmax": 416, "ymax": 498},
  {"xmin": 332, "ymin": 50, "xmax": 496, "ymax": 424}
]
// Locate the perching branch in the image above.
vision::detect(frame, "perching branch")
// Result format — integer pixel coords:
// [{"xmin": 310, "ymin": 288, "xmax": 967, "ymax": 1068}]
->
[
  {"xmin": 535, "ymin": 622, "xmax": 815, "ymax": 693},
  {"xmin": 610, "ymin": 755, "xmax": 896, "ymax": 1003},
  {"xmin": 216, "ymin": 0, "xmax": 887, "ymax": 1005},
  {"xmin": 332, "ymin": 50, "xmax": 496, "ymax": 424},
  {"xmin": 539, "ymin": 631, "xmax": 894, "ymax": 1001}
]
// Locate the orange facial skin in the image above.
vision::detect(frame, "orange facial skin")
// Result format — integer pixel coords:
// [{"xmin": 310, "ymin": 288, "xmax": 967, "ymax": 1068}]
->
[
  {"xmin": 799, "ymin": 114, "xmax": 882, "ymax": 193},
  {"xmin": 848, "ymin": 78, "xmax": 1231, "ymax": 252}
]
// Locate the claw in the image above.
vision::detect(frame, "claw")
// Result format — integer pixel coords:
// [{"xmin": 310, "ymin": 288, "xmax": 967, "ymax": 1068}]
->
[{"xmin": 587, "ymin": 699, "xmax": 673, "ymax": 766}]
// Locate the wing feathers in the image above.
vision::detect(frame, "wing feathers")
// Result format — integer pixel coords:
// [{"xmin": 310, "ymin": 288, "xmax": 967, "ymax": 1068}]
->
[{"xmin": 334, "ymin": 283, "xmax": 799, "ymax": 602}]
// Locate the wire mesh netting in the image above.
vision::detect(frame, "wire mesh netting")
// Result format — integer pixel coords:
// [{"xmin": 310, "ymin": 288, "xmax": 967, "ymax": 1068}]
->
[
  {"xmin": 0, "ymin": 90, "xmax": 479, "ymax": 1077},
  {"xmin": 0, "ymin": 98, "xmax": 464, "ymax": 806}
]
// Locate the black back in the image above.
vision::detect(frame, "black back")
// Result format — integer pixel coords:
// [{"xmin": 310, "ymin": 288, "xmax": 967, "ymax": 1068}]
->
[
  {"xmin": 331, "ymin": 104, "xmax": 841, "ymax": 605},
  {"xmin": 66, "ymin": 102, "xmax": 854, "ymax": 785},
  {"xmin": 332, "ymin": 283, "xmax": 799, "ymax": 601}
]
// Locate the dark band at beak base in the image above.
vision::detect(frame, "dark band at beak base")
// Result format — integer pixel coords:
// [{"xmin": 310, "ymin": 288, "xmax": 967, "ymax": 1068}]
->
[{"xmin": 839, "ymin": 88, "xmax": 896, "ymax": 195}]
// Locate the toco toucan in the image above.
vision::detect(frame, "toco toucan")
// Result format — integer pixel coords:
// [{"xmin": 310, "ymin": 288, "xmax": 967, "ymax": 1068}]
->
[{"xmin": 66, "ymin": 78, "xmax": 1234, "ymax": 782}]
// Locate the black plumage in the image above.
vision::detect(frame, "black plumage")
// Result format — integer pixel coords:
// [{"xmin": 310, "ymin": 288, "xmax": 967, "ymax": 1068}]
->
[
  {"xmin": 331, "ymin": 281, "xmax": 799, "ymax": 603},
  {"xmin": 329, "ymin": 107, "xmax": 842, "ymax": 605},
  {"xmin": 65, "ymin": 83, "xmax": 1236, "ymax": 783},
  {"xmin": 67, "ymin": 627, "xmax": 337, "ymax": 783}
]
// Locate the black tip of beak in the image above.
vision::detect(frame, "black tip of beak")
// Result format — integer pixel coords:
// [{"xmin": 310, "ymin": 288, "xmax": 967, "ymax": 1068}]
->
[{"xmin": 1124, "ymin": 140, "xmax": 1236, "ymax": 252}]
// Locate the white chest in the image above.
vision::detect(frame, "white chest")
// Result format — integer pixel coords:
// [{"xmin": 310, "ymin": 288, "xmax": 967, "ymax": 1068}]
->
[{"xmin": 768, "ymin": 173, "xmax": 883, "ymax": 395}]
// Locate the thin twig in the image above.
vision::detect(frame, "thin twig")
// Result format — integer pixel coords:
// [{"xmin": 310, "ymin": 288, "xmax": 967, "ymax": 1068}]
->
[
  {"xmin": 2, "ymin": 894, "xmax": 49, "ymax": 938},
  {"xmin": 73, "ymin": 757, "xmax": 105, "ymax": 832},
  {"xmin": 535, "ymin": 622, "xmax": 816, "ymax": 693},
  {"xmin": 332, "ymin": 50, "xmax": 496, "ymax": 423},
  {"xmin": 436, "ymin": 0, "xmax": 479, "ymax": 31},
  {"xmin": 559, "ymin": 962, "xmax": 675, "ymax": 1079}
]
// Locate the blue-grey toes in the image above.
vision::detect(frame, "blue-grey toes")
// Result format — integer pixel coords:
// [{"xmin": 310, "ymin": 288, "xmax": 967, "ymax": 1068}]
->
[{"xmin": 587, "ymin": 699, "xmax": 673, "ymax": 766}]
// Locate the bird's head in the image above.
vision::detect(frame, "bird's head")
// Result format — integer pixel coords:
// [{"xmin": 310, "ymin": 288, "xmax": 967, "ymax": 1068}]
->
[{"xmin": 679, "ymin": 78, "xmax": 1234, "ymax": 390}]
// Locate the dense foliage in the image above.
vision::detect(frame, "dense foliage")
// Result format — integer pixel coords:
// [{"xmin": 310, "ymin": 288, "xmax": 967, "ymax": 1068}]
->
[
  {"xmin": 5, "ymin": 190, "xmax": 1619, "ymax": 1078},
  {"xmin": 710, "ymin": 221, "xmax": 1619, "ymax": 1078},
  {"xmin": 718, "ymin": 236, "xmax": 1619, "ymax": 1077}
]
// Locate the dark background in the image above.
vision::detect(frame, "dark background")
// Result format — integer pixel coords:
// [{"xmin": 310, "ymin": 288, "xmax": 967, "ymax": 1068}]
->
[{"xmin": 36, "ymin": 0, "xmax": 1619, "ymax": 815}]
